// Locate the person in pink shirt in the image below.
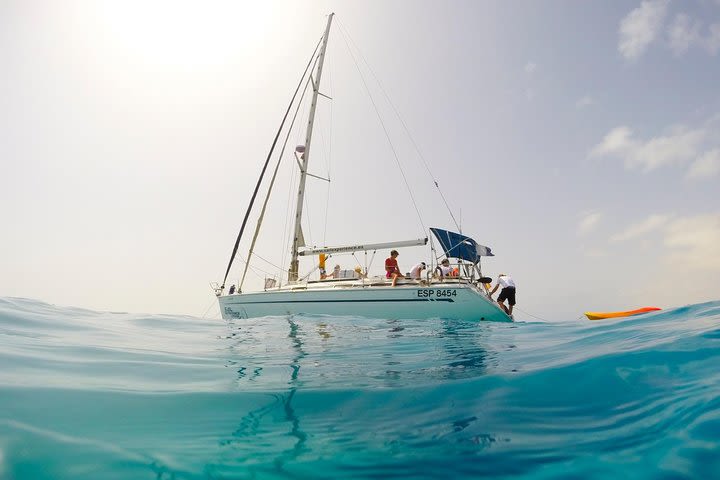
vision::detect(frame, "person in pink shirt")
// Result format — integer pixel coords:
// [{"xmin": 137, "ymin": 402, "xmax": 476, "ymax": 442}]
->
[{"xmin": 385, "ymin": 250, "xmax": 404, "ymax": 287}]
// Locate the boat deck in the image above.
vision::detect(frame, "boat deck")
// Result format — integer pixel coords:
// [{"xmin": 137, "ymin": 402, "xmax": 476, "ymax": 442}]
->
[{"xmin": 227, "ymin": 276, "xmax": 483, "ymax": 295}]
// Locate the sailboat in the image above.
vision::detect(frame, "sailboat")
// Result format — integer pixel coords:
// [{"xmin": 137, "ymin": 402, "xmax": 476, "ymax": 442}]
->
[{"xmin": 214, "ymin": 14, "xmax": 511, "ymax": 323}]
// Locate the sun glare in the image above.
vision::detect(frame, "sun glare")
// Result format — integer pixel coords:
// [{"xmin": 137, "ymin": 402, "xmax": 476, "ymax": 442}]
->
[{"xmin": 96, "ymin": 1, "xmax": 277, "ymax": 70}]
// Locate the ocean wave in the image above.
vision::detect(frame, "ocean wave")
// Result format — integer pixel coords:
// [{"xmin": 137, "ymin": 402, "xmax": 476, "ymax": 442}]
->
[{"xmin": 1, "ymin": 297, "xmax": 719, "ymax": 478}]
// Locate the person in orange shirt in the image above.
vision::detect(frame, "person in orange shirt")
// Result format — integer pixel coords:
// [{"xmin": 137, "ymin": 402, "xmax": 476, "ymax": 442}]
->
[{"xmin": 385, "ymin": 249, "xmax": 404, "ymax": 287}]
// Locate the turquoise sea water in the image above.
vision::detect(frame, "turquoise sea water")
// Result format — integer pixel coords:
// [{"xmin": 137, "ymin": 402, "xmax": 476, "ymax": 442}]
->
[{"xmin": 1, "ymin": 297, "xmax": 720, "ymax": 479}]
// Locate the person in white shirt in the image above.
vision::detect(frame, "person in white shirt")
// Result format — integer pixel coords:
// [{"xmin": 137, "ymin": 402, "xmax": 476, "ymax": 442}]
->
[
  {"xmin": 490, "ymin": 273, "xmax": 516, "ymax": 316},
  {"xmin": 409, "ymin": 262, "xmax": 426, "ymax": 279},
  {"xmin": 436, "ymin": 259, "xmax": 452, "ymax": 278}
]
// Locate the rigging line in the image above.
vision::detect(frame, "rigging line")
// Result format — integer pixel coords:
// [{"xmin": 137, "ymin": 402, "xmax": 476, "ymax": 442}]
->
[
  {"xmin": 351, "ymin": 252, "xmax": 366, "ymax": 273},
  {"xmin": 323, "ymin": 59, "xmax": 333, "ymax": 245},
  {"xmin": 368, "ymin": 250, "xmax": 377, "ymax": 273},
  {"xmin": 281, "ymin": 76, "xmax": 313, "ymax": 280},
  {"xmin": 302, "ymin": 144, "xmax": 315, "ymax": 247},
  {"xmin": 220, "ymin": 34, "xmax": 324, "ymax": 290},
  {"xmin": 249, "ymin": 251, "xmax": 284, "ymax": 272},
  {"xmin": 240, "ymin": 74, "xmax": 315, "ymax": 290},
  {"xmin": 299, "ymin": 258, "xmax": 326, "ymax": 282},
  {"xmin": 280, "ymin": 149, "xmax": 302, "ymax": 280},
  {"xmin": 513, "ymin": 307, "xmax": 550, "ymax": 322},
  {"xmin": 337, "ymin": 19, "xmax": 461, "ymax": 233},
  {"xmin": 200, "ymin": 297, "xmax": 218, "ymax": 319},
  {"xmin": 303, "ymin": 190, "xmax": 313, "ymax": 248},
  {"xmin": 336, "ymin": 24, "xmax": 426, "ymax": 234},
  {"xmin": 233, "ymin": 251, "xmax": 249, "ymax": 267},
  {"xmin": 246, "ymin": 261, "xmax": 278, "ymax": 280},
  {"xmin": 279, "ymin": 139, "xmax": 298, "ymax": 278},
  {"xmin": 314, "ymin": 116, "xmax": 329, "ymax": 244},
  {"xmin": 280, "ymin": 160, "xmax": 297, "ymax": 280},
  {"xmin": 239, "ymin": 252, "xmax": 281, "ymax": 279}
]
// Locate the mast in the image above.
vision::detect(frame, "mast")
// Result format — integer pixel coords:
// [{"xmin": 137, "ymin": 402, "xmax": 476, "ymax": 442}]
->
[{"xmin": 288, "ymin": 13, "xmax": 334, "ymax": 282}]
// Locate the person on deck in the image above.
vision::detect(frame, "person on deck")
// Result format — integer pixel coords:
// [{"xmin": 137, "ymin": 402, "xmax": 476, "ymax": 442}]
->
[
  {"xmin": 436, "ymin": 259, "xmax": 452, "ymax": 278},
  {"xmin": 409, "ymin": 262, "xmax": 426, "ymax": 280},
  {"xmin": 490, "ymin": 273, "xmax": 516, "ymax": 316},
  {"xmin": 385, "ymin": 250, "xmax": 404, "ymax": 287},
  {"xmin": 327, "ymin": 264, "xmax": 341, "ymax": 278},
  {"xmin": 319, "ymin": 253, "xmax": 328, "ymax": 279}
]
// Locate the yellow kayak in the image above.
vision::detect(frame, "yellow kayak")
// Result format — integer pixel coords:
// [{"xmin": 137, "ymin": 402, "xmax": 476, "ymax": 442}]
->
[{"xmin": 585, "ymin": 307, "xmax": 661, "ymax": 320}]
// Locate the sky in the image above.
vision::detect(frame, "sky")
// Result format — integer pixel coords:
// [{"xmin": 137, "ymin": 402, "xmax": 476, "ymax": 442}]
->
[{"xmin": 1, "ymin": 0, "xmax": 719, "ymax": 321}]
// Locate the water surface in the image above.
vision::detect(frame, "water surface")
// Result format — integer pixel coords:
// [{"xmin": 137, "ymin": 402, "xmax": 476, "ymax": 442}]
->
[{"xmin": 2, "ymin": 297, "xmax": 720, "ymax": 479}]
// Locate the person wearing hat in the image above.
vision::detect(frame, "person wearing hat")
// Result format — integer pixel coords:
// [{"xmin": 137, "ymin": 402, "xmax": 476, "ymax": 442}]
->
[
  {"xmin": 490, "ymin": 273, "xmax": 516, "ymax": 316},
  {"xmin": 385, "ymin": 249, "xmax": 404, "ymax": 287},
  {"xmin": 409, "ymin": 261, "xmax": 427, "ymax": 280},
  {"xmin": 354, "ymin": 266, "xmax": 367, "ymax": 279}
]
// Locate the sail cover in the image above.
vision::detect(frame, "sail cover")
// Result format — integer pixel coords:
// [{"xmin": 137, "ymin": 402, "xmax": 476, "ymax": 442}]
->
[{"xmin": 430, "ymin": 228, "xmax": 494, "ymax": 262}]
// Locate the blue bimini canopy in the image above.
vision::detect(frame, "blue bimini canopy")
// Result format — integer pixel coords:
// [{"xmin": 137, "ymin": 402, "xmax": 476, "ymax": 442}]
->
[{"xmin": 430, "ymin": 227, "xmax": 494, "ymax": 262}]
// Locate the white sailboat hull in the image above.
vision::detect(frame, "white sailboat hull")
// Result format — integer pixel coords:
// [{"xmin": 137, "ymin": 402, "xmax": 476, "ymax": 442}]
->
[{"xmin": 218, "ymin": 281, "xmax": 511, "ymax": 322}]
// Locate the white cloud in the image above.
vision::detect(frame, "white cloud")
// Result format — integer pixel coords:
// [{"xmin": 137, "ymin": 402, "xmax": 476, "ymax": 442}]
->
[
  {"xmin": 628, "ymin": 212, "xmax": 720, "ymax": 307},
  {"xmin": 524, "ymin": 62, "xmax": 537, "ymax": 74},
  {"xmin": 578, "ymin": 211, "xmax": 603, "ymax": 236},
  {"xmin": 590, "ymin": 126, "xmax": 634, "ymax": 157},
  {"xmin": 706, "ymin": 22, "xmax": 720, "ymax": 54},
  {"xmin": 608, "ymin": 213, "xmax": 720, "ymax": 307},
  {"xmin": 686, "ymin": 148, "xmax": 720, "ymax": 179},
  {"xmin": 668, "ymin": 14, "xmax": 702, "ymax": 55},
  {"xmin": 590, "ymin": 124, "xmax": 707, "ymax": 172},
  {"xmin": 619, "ymin": 0, "xmax": 669, "ymax": 60},
  {"xmin": 629, "ymin": 127, "xmax": 706, "ymax": 170},
  {"xmin": 667, "ymin": 14, "xmax": 720, "ymax": 56},
  {"xmin": 608, "ymin": 212, "xmax": 720, "ymax": 270},
  {"xmin": 664, "ymin": 214, "xmax": 720, "ymax": 270},
  {"xmin": 610, "ymin": 214, "xmax": 673, "ymax": 242},
  {"xmin": 575, "ymin": 95, "xmax": 595, "ymax": 109}
]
